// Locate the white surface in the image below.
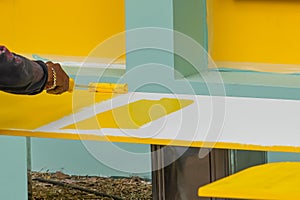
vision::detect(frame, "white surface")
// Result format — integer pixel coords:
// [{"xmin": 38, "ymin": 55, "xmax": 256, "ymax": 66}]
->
[{"xmin": 36, "ymin": 93, "xmax": 300, "ymax": 148}]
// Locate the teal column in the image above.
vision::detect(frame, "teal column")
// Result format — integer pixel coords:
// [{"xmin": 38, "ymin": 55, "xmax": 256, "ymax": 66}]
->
[
  {"xmin": 0, "ymin": 136, "xmax": 27, "ymax": 200},
  {"xmin": 125, "ymin": 0, "xmax": 175, "ymax": 93},
  {"xmin": 125, "ymin": 0, "xmax": 209, "ymax": 94}
]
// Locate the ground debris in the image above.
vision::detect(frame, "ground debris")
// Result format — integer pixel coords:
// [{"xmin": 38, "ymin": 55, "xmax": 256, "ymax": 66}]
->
[{"xmin": 31, "ymin": 171, "xmax": 152, "ymax": 200}]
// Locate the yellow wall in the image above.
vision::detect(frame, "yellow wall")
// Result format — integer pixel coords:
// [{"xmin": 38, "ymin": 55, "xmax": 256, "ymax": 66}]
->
[
  {"xmin": 208, "ymin": 0, "xmax": 300, "ymax": 65},
  {"xmin": 1, "ymin": 0, "xmax": 125, "ymax": 57}
]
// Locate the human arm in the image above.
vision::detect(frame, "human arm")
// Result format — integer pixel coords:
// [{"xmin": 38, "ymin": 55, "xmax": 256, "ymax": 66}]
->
[{"xmin": 0, "ymin": 46, "xmax": 69, "ymax": 95}]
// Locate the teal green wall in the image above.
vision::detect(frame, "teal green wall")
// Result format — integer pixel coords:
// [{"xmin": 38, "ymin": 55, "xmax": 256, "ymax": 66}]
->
[
  {"xmin": 31, "ymin": 138, "xmax": 151, "ymax": 179},
  {"xmin": 268, "ymin": 152, "xmax": 300, "ymax": 163},
  {"xmin": 0, "ymin": 136, "xmax": 27, "ymax": 200}
]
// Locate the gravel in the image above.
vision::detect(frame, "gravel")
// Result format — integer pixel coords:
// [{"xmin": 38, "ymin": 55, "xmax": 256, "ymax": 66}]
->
[{"xmin": 31, "ymin": 171, "xmax": 152, "ymax": 200}]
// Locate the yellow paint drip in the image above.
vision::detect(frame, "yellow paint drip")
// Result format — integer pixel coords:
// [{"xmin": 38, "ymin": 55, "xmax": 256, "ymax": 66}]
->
[
  {"xmin": 0, "ymin": 90, "xmax": 115, "ymax": 129},
  {"xmin": 199, "ymin": 162, "xmax": 300, "ymax": 199},
  {"xmin": 64, "ymin": 98, "xmax": 194, "ymax": 130}
]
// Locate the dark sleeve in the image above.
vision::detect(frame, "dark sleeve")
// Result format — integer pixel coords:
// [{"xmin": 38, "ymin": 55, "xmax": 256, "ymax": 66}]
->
[{"xmin": 0, "ymin": 46, "xmax": 48, "ymax": 95}]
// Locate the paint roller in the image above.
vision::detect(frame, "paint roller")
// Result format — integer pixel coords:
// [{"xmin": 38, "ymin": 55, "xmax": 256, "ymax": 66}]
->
[
  {"xmin": 32, "ymin": 54, "xmax": 128, "ymax": 94},
  {"xmin": 68, "ymin": 78, "xmax": 128, "ymax": 94}
]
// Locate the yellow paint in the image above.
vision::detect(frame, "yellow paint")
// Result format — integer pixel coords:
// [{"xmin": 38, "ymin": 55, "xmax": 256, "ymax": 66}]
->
[
  {"xmin": 208, "ymin": 0, "xmax": 300, "ymax": 67},
  {"xmin": 87, "ymin": 83, "xmax": 128, "ymax": 94},
  {"xmin": 199, "ymin": 162, "xmax": 300, "ymax": 200},
  {"xmin": 64, "ymin": 98, "xmax": 194, "ymax": 129},
  {"xmin": 0, "ymin": 90, "xmax": 115, "ymax": 129},
  {"xmin": 1, "ymin": 0, "xmax": 125, "ymax": 58}
]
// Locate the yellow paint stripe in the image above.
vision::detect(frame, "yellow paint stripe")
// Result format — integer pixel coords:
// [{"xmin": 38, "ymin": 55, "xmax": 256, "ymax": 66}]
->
[
  {"xmin": 1, "ymin": 129, "xmax": 300, "ymax": 153},
  {"xmin": 64, "ymin": 98, "xmax": 194, "ymax": 129}
]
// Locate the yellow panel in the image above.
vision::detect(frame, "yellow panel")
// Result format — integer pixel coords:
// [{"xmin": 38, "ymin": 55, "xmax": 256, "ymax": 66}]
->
[
  {"xmin": 199, "ymin": 162, "xmax": 300, "ymax": 200},
  {"xmin": 208, "ymin": 0, "xmax": 300, "ymax": 65},
  {"xmin": 1, "ymin": 0, "xmax": 125, "ymax": 57},
  {"xmin": 64, "ymin": 98, "xmax": 194, "ymax": 129},
  {"xmin": 0, "ymin": 90, "xmax": 115, "ymax": 129}
]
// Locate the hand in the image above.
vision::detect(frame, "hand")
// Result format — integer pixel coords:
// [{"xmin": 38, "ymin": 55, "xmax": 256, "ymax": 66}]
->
[{"xmin": 45, "ymin": 61, "xmax": 69, "ymax": 94}]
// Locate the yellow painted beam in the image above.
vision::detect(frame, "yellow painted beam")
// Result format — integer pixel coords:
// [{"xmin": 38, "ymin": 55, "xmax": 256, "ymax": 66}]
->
[{"xmin": 199, "ymin": 162, "xmax": 300, "ymax": 200}]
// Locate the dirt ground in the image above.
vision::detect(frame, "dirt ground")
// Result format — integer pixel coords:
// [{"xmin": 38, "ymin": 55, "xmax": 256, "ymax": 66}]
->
[{"xmin": 30, "ymin": 171, "xmax": 152, "ymax": 200}]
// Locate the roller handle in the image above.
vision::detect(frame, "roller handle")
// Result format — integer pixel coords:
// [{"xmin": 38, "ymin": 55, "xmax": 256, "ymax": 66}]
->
[{"xmin": 68, "ymin": 78, "xmax": 75, "ymax": 93}]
